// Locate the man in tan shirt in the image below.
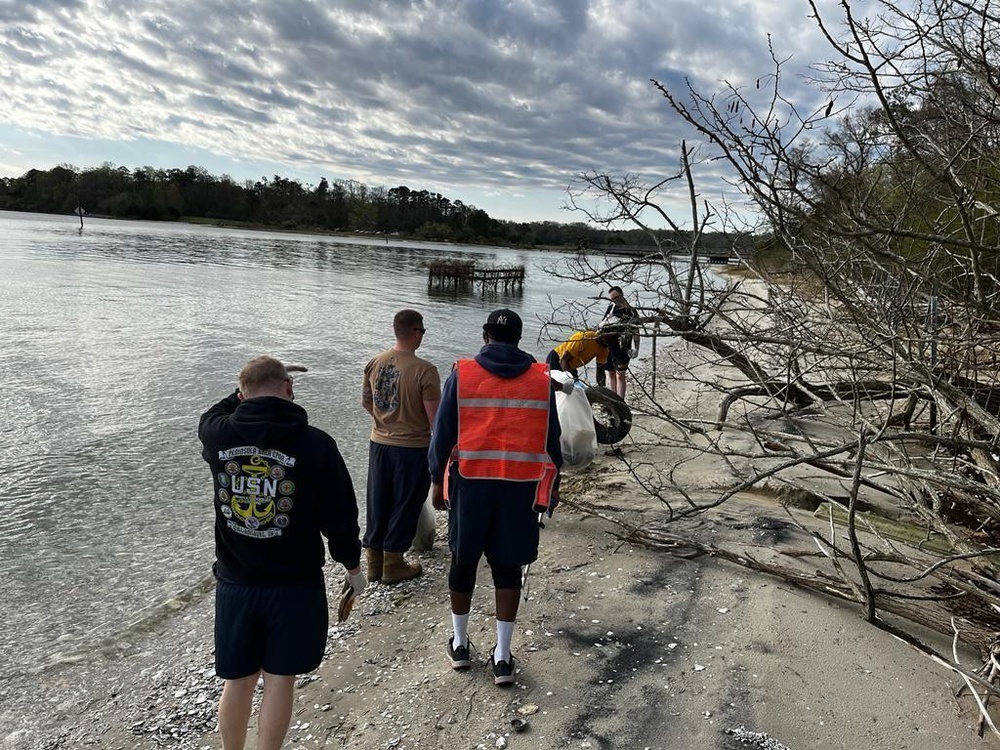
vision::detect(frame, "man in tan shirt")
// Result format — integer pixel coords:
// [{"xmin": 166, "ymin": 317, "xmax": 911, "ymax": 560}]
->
[{"xmin": 362, "ymin": 309, "xmax": 441, "ymax": 583}]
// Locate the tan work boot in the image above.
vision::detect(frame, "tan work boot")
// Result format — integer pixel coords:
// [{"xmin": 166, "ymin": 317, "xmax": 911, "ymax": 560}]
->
[
  {"xmin": 365, "ymin": 548, "xmax": 384, "ymax": 583},
  {"xmin": 382, "ymin": 551, "xmax": 422, "ymax": 584}
]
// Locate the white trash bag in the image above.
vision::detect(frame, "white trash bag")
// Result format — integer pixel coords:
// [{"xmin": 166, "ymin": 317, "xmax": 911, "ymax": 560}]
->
[
  {"xmin": 410, "ymin": 489, "xmax": 437, "ymax": 551},
  {"xmin": 549, "ymin": 369, "xmax": 598, "ymax": 469}
]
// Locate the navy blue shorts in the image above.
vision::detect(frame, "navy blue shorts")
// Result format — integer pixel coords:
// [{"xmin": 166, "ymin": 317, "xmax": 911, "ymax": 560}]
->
[
  {"xmin": 546, "ymin": 349, "xmax": 581, "ymax": 379},
  {"xmin": 214, "ymin": 578, "xmax": 328, "ymax": 679},
  {"xmin": 447, "ymin": 467, "xmax": 540, "ymax": 568}
]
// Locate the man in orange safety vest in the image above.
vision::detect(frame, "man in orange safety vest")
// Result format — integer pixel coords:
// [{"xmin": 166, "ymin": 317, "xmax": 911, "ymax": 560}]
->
[{"xmin": 428, "ymin": 309, "xmax": 563, "ymax": 686}]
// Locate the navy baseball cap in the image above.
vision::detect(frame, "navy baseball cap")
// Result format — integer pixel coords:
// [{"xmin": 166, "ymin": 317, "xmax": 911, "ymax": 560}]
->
[{"xmin": 483, "ymin": 308, "xmax": 523, "ymax": 339}]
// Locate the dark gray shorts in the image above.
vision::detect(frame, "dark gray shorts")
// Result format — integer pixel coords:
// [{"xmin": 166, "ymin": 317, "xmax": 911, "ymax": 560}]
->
[{"xmin": 601, "ymin": 343, "xmax": 631, "ymax": 371}]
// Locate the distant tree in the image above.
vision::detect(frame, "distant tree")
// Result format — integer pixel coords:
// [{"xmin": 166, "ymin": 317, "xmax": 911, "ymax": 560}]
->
[{"xmin": 467, "ymin": 208, "xmax": 492, "ymax": 237}]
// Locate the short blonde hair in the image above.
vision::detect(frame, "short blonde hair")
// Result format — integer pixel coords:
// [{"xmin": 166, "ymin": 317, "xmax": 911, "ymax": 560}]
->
[{"xmin": 238, "ymin": 356, "xmax": 289, "ymax": 397}]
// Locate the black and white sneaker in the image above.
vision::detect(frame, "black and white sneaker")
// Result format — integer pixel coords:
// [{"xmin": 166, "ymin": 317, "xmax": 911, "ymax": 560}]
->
[
  {"xmin": 447, "ymin": 637, "xmax": 472, "ymax": 670},
  {"xmin": 489, "ymin": 647, "xmax": 516, "ymax": 685}
]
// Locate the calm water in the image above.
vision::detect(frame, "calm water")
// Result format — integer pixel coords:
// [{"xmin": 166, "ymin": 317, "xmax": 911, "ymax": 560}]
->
[{"xmin": 0, "ymin": 210, "xmax": 607, "ymax": 687}]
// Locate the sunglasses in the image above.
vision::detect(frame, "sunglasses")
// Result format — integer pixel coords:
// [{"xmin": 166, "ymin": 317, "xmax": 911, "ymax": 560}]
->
[{"xmin": 413, "ymin": 327, "xmax": 427, "ymax": 333}]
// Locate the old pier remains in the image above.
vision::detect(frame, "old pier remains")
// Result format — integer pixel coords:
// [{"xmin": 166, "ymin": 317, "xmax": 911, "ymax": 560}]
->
[{"xmin": 427, "ymin": 259, "xmax": 525, "ymax": 292}]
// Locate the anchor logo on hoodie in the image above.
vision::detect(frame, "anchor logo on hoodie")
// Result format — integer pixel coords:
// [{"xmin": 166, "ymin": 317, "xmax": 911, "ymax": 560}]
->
[{"xmin": 218, "ymin": 449, "xmax": 297, "ymax": 538}]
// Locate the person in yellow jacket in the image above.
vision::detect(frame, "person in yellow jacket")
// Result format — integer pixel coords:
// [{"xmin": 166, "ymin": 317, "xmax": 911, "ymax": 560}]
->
[
  {"xmin": 428, "ymin": 309, "xmax": 563, "ymax": 686},
  {"xmin": 545, "ymin": 329, "xmax": 614, "ymax": 380}
]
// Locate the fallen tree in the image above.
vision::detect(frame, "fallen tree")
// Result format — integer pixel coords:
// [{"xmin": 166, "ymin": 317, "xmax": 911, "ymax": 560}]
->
[{"xmin": 553, "ymin": 0, "xmax": 1000, "ymax": 737}]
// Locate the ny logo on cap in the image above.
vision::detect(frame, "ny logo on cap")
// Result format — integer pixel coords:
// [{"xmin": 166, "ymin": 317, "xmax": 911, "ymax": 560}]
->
[{"xmin": 497, "ymin": 315, "xmax": 508, "ymax": 324}]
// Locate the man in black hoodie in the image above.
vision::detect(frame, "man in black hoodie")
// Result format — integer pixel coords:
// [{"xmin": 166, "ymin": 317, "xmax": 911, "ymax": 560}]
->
[
  {"xmin": 429, "ymin": 310, "xmax": 562, "ymax": 686},
  {"xmin": 199, "ymin": 355, "xmax": 364, "ymax": 750}
]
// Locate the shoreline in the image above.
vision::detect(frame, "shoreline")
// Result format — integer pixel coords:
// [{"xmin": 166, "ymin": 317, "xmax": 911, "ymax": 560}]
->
[
  {"xmin": 10, "ymin": 488, "xmax": 989, "ymax": 750},
  {"xmin": 5, "ymin": 278, "xmax": 995, "ymax": 750},
  {"xmin": 7, "ymin": 347, "xmax": 995, "ymax": 750},
  {"xmin": 0, "ymin": 207, "xmax": 574, "ymax": 253}
]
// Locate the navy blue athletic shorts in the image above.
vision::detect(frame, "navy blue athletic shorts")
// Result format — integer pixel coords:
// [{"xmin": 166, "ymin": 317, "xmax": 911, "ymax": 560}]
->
[
  {"xmin": 447, "ymin": 467, "xmax": 540, "ymax": 568},
  {"xmin": 214, "ymin": 577, "xmax": 328, "ymax": 679}
]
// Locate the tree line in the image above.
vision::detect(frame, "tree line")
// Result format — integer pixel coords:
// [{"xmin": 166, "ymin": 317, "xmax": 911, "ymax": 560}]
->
[{"xmin": 0, "ymin": 162, "xmax": 712, "ymax": 250}]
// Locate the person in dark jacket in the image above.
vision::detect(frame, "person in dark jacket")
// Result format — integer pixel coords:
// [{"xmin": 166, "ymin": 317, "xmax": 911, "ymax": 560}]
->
[
  {"xmin": 596, "ymin": 285, "xmax": 640, "ymax": 397},
  {"xmin": 429, "ymin": 310, "xmax": 562, "ymax": 686},
  {"xmin": 199, "ymin": 355, "xmax": 364, "ymax": 750}
]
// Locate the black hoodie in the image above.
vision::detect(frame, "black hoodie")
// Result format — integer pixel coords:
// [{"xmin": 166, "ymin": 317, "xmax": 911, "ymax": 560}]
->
[{"xmin": 199, "ymin": 391, "xmax": 361, "ymax": 585}]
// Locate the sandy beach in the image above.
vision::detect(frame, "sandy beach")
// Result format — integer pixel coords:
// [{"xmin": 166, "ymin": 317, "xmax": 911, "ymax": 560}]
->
[
  {"xmin": 5, "ymin": 289, "xmax": 997, "ymax": 750},
  {"xmin": 9, "ymin": 483, "xmax": 989, "ymax": 750}
]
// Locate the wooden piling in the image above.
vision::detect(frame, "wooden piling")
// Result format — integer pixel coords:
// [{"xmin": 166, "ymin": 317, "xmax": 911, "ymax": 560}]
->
[{"xmin": 427, "ymin": 260, "xmax": 525, "ymax": 292}]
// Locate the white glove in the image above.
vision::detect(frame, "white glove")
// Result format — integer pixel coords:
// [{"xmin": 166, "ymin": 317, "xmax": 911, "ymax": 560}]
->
[
  {"xmin": 561, "ymin": 379, "xmax": 576, "ymax": 395},
  {"xmin": 347, "ymin": 568, "xmax": 367, "ymax": 596},
  {"xmin": 627, "ymin": 348, "xmax": 638, "ymax": 358}
]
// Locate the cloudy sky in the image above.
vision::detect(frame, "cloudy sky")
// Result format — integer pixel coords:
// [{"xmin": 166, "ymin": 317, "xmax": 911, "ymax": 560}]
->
[{"xmin": 0, "ymin": 0, "xmax": 841, "ymax": 224}]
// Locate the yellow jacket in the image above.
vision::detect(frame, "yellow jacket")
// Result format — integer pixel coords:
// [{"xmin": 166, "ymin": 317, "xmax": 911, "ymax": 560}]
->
[{"xmin": 553, "ymin": 330, "xmax": 609, "ymax": 370}]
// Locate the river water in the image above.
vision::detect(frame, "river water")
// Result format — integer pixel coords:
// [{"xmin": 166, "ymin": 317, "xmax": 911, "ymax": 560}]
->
[{"xmin": 0, "ymin": 210, "xmax": 606, "ymax": 690}]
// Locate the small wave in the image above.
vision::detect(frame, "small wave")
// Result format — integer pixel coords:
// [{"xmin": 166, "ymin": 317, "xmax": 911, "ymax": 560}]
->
[{"xmin": 33, "ymin": 574, "xmax": 216, "ymax": 674}]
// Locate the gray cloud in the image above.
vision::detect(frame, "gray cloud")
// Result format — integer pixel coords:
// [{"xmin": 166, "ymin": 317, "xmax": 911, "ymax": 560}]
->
[{"xmin": 0, "ymin": 0, "xmax": 849, "ymax": 221}]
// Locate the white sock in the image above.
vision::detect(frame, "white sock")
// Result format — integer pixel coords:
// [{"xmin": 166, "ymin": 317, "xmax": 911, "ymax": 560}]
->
[
  {"xmin": 452, "ymin": 612, "xmax": 470, "ymax": 648},
  {"xmin": 495, "ymin": 619, "xmax": 515, "ymax": 662}
]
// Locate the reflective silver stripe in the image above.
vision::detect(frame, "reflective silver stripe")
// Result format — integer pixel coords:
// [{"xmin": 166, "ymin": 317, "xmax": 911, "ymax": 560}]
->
[
  {"xmin": 457, "ymin": 397, "xmax": 548, "ymax": 409},
  {"xmin": 457, "ymin": 449, "xmax": 550, "ymax": 462}
]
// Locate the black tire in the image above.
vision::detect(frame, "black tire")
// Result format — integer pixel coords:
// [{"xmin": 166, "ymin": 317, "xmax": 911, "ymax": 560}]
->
[{"xmin": 584, "ymin": 386, "xmax": 632, "ymax": 444}]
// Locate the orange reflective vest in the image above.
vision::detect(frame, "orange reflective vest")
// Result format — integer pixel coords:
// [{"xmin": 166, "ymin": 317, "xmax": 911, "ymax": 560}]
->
[{"xmin": 452, "ymin": 359, "xmax": 557, "ymax": 510}]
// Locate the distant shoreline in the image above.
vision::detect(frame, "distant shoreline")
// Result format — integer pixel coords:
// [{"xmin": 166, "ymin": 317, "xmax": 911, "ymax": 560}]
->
[{"xmin": 0, "ymin": 207, "xmax": 576, "ymax": 253}]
